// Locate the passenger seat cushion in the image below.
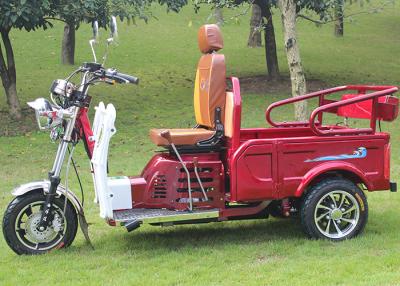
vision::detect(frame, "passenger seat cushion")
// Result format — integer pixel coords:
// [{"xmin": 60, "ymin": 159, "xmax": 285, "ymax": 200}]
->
[{"xmin": 149, "ymin": 128, "xmax": 215, "ymax": 146}]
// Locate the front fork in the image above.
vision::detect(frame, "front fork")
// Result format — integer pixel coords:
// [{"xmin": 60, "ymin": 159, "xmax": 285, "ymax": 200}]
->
[{"xmin": 39, "ymin": 107, "xmax": 80, "ymax": 229}]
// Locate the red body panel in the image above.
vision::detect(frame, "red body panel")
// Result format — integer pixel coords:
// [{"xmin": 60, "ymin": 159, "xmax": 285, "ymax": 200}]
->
[
  {"xmin": 77, "ymin": 80, "xmax": 397, "ymax": 219},
  {"xmin": 132, "ymin": 152, "xmax": 225, "ymax": 210},
  {"xmin": 229, "ymin": 132, "xmax": 390, "ymax": 202},
  {"xmin": 76, "ymin": 107, "xmax": 95, "ymax": 158},
  {"xmin": 338, "ymin": 94, "xmax": 399, "ymax": 121}
]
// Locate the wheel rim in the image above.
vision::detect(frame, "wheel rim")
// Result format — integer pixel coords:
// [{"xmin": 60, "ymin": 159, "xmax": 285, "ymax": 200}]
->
[
  {"xmin": 14, "ymin": 201, "xmax": 67, "ymax": 251},
  {"xmin": 314, "ymin": 190, "xmax": 360, "ymax": 239}
]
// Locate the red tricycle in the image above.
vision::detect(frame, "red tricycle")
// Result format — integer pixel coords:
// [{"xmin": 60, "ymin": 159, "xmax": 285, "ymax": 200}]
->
[{"xmin": 3, "ymin": 23, "xmax": 399, "ymax": 254}]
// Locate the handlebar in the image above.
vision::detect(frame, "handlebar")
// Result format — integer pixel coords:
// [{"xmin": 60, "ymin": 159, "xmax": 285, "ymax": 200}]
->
[
  {"xmin": 104, "ymin": 70, "xmax": 139, "ymax": 85},
  {"xmin": 86, "ymin": 63, "xmax": 139, "ymax": 85}
]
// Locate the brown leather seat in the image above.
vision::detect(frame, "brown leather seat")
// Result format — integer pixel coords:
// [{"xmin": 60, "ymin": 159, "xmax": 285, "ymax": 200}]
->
[
  {"xmin": 149, "ymin": 128, "xmax": 215, "ymax": 146},
  {"xmin": 150, "ymin": 24, "xmax": 227, "ymax": 146}
]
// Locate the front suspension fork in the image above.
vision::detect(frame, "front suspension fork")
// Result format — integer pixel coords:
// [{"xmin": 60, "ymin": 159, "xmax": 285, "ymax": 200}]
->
[
  {"xmin": 38, "ymin": 173, "xmax": 61, "ymax": 230},
  {"xmin": 39, "ymin": 107, "xmax": 80, "ymax": 229}
]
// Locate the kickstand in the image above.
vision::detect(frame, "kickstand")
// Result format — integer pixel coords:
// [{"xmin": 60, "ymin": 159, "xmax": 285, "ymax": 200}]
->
[{"xmin": 78, "ymin": 213, "xmax": 94, "ymax": 250}]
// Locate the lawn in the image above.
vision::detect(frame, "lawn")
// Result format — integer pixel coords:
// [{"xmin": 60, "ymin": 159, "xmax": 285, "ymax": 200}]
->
[{"xmin": 0, "ymin": 2, "xmax": 400, "ymax": 285}]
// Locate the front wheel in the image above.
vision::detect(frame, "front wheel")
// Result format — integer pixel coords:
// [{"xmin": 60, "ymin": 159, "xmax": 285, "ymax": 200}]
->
[
  {"xmin": 300, "ymin": 178, "xmax": 368, "ymax": 241},
  {"xmin": 2, "ymin": 191, "xmax": 78, "ymax": 255}
]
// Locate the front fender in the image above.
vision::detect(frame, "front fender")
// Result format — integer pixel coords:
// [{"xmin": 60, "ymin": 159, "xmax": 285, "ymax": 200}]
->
[{"xmin": 12, "ymin": 180, "xmax": 84, "ymax": 216}]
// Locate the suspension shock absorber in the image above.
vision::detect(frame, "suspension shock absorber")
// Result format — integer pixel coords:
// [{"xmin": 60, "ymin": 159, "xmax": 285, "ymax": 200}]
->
[{"xmin": 281, "ymin": 198, "xmax": 291, "ymax": 217}]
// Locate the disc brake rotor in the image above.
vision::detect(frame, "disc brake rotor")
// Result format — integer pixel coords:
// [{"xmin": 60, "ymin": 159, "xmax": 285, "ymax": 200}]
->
[{"xmin": 25, "ymin": 213, "xmax": 59, "ymax": 243}]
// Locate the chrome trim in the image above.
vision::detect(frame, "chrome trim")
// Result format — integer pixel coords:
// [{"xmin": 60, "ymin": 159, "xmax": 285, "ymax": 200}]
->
[
  {"xmin": 12, "ymin": 180, "xmax": 84, "ymax": 216},
  {"xmin": 113, "ymin": 208, "xmax": 219, "ymax": 224},
  {"xmin": 314, "ymin": 190, "xmax": 360, "ymax": 239},
  {"xmin": 144, "ymin": 210, "xmax": 219, "ymax": 224}
]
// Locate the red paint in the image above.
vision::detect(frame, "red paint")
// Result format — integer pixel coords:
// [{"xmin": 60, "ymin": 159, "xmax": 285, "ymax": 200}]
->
[
  {"xmin": 225, "ymin": 77, "xmax": 242, "ymax": 174},
  {"xmin": 338, "ymin": 94, "xmax": 399, "ymax": 121},
  {"xmin": 76, "ymin": 107, "xmax": 95, "ymax": 158},
  {"xmin": 384, "ymin": 143, "xmax": 391, "ymax": 180},
  {"xmin": 78, "ymin": 80, "xmax": 398, "ymax": 221},
  {"xmin": 134, "ymin": 152, "xmax": 225, "ymax": 210},
  {"xmin": 129, "ymin": 176, "xmax": 147, "ymax": 205},
  {"xmin": 266, "ymin": 85, "xmax": 398, "ymax": 136},
  {"xmin": 107, "ymin": 219, "xmax": 116, "ymax": 226}
]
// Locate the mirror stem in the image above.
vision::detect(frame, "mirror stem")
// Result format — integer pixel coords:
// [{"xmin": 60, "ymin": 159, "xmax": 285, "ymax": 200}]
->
[{"xmin": 89, "ymin": 40, "xmax": 97, "ymax": 63}]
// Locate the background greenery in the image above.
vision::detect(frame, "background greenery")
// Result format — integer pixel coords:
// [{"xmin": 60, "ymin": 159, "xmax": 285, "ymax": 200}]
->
[{"xmin": 0, "ymin": 2, "xmax": 399, "ymax": 285}]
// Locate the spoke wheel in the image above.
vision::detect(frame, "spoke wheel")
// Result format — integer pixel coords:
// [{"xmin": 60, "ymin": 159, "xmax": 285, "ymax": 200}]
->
[
  {"xmin": 3, "ymin": 191, "xmax": 78, "ymax": 255},
  {"xmin": 301, "ymin": 178, "xmax": 368, "ymax": 241},
  {"xmin": 314, "ymin": 191, "xmax": 360, "ymax": 239},
  {"xmin": 14, "ymin": 201, "xmax": 67, "ymax": 251}
]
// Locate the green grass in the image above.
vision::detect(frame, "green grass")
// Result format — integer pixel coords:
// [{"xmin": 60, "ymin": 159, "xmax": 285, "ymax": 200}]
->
[{"xmin": 1, "ymin": 2, "xmax": 400, "ymax": 285}]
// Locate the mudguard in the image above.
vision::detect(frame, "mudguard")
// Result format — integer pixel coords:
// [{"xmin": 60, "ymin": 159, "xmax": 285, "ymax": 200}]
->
[
  {"xmin": 294, "ymin": 161, "xmax": 372, "ymax": 197},
  {"xmin": 12, "ymin": 180, "xmax": 93, "ymax": 248},
  {"xmin": 12, "ymin": 180, "xmax": 84, "ymax": 215}
]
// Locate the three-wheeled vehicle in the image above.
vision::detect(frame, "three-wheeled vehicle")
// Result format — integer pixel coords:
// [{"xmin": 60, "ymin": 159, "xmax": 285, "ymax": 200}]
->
[{"xmin": 3, "ymin": 23, "xmax": 399, "ymax": 255}]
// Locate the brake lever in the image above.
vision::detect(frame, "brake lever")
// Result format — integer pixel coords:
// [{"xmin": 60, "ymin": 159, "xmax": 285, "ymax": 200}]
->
[{"xmin": 103, "ymin": 78, "xmax": 115, "ymax": 85}]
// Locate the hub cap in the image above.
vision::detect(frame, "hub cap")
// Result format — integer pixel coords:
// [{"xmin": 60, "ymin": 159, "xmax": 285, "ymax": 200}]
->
[
  {"xmin": 314, "ymin": 191, "xmax": 360, "ymax": 239},
  {"xmin": 14, "ymin": 201, "xmax": 67, "ymax": 251}
]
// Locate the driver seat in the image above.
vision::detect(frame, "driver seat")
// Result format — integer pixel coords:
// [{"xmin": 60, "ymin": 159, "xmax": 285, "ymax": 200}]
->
[{"xmin": 149, "ymin": 24, "xmax": 226, "ymax": 147}]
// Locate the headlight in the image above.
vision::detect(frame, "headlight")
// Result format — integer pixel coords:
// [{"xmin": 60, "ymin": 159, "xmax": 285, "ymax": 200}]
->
[
  {"xmin": 50, "ymin": 79, "xmax": 75, "ymax": 97},
  {"xmin": 27, "ymin": 98, "xmax": 62, "ymax": 130}
]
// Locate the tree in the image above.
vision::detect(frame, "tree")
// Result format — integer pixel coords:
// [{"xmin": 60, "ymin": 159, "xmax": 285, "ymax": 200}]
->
[
  {"xmin": 0, "ymin": 0, "xmax": 187, "ymax": 120},
  {"xmin": 57, "ymin": 0, "xmax": 188, "ymax": 65},
  {"xmin": 0, "ymin": 0, "xmax": 52, "ymax": 119},
  {"xmin": 247, "ymin": 3, "xmax": 262, "ymax": 47},
  {"xmin": 53, "ymin": 1, "xmax": 120, "ymax": 65},
  {"xmin": 276, "ymin": 0, "xmax": 335, "ymax": 120},
  {"xmin": 247, "ymin": 1, "xmax": 279, "ymax": 79},
  {"xmin": 334, "ymin": 0, "xmax": 344, "ymax": 36},
  {"xmin": 278, "ymin": 0, "xmax": 307, "ymax": 120},
  {"xmin": 195, "ymin": 0, "xmax": 337, "ymax": 120},
  {"xmin": 214, "ymin": 7, "xmax": 224, "ymax": 26},
  {"xmin": 260, "ymin": 0, "xmax": 279, "ymax": 79}
]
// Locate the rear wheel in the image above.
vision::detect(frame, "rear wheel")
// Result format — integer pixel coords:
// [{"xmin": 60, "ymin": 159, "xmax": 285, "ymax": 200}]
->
[
  {"xmin": 301, "ymin": 178, "xmax": 368, "ymax": 241},
  {"xmin": 2, "ymin": 191, "xmax": 78, "ymax": 255}
]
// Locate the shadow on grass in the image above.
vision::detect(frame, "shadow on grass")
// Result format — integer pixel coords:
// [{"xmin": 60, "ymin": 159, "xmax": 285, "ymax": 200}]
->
[{"xmin": 89, "ymin": 218, "xmax": 305, "ymax": 254}]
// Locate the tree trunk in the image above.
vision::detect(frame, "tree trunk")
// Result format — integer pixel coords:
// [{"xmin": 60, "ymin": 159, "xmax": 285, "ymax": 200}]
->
[
  {"xmin": 263, "ymin": 5, "xmax": 280, "ymax": 79},
  {"xmin": 278, "ymin": 0, "xmax": 307, "ymax": 121},
  {"xmin": 334, "ymin": 0, "xmax": 344, "ymax": 37},
  {"xmin": 5, "ymin": 83, "xmax": 20, "ymax": 118},
  {"xmin": 0, "ymin": 29, "xmax": 22, "ymax": 120},
  {"xmin": 248, "ymin": 4, "xmax": 262, "ymax": 47},
  {"xmin": 62, "ymin": 21, "xmax": 75, "ymax": 65},
  {"xmin": 214, "ymin": 8, "xmax": 224, "ymax": 26}
]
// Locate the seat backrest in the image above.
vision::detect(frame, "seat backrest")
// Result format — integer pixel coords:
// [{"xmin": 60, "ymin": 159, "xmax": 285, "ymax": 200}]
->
[
  {"xmin": 194, "ymin": 24, "xmax": 226, "ymax": 129},
  {"xmin": 224, "ymin": 92, "xmax": 234, "ymax": 138}
]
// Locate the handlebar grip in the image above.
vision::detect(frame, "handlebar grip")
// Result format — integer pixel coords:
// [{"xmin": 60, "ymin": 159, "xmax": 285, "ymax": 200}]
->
[{"xmin": 114, "ymin": 72, "xmax": 139, "ymax": 85}]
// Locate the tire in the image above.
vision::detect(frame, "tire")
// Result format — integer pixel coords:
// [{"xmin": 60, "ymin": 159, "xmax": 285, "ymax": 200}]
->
[
  {"xmin": 300, "ymin": 178, "xmax": 368, "ymax": 241},
  {"xmin": 2, "ymin": 191, "xmax": 78, "ymax": 255}
]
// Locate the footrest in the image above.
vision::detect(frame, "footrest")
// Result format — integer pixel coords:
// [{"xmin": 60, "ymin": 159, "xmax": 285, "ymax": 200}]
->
[{"xmin": 113, "ymin": 208, "xmax": 219, "ymax": 224}]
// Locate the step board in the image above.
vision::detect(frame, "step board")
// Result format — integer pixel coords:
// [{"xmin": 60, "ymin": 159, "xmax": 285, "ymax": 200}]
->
[{"xmin": 113, "ymin": 208, "xmax": 219, "ymax": 224}]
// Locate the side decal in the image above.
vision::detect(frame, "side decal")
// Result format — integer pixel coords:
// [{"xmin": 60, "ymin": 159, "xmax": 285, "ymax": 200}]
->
[{"xmin": 305, "ymin": 147, "xmax": 367, "ymax": 163}]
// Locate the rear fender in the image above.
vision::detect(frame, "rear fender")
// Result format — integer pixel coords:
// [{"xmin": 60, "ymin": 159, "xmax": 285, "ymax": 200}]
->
[
  {"xmin": 294, "ymin": 161, "xmax": 372, "ymax": 197},
  {"xmin": 12, "ymin": 180, "xmax": 84, "ymax": 216}
]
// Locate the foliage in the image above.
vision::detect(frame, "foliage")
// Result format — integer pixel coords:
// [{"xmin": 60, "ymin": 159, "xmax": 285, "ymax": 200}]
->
[
  {"xmin": 0, "ymin": 0, "xmax": 52, "ymax": 32},
  {"xmin": 193, "ymin": 0, "xmax": 352, "ymax": 22}
]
